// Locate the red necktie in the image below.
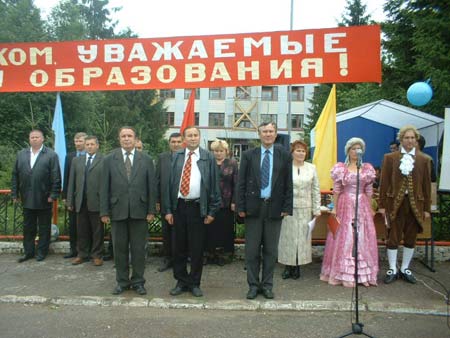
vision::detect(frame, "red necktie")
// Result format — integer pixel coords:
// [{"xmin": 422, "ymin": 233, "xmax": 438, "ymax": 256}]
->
[{"xmin": 180, "ymin": 151, "xmax": 193, "ymax": 196}]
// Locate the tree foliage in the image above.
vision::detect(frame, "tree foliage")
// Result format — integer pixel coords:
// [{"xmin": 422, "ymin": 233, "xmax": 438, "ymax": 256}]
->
[{"xmin": 0, "ymin": 0, "xmax": 167, "ymax": 188}]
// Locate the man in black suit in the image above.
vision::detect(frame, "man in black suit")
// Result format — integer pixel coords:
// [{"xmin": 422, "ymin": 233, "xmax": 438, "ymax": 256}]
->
[
  {"xmin": 163, "ymin": 126, "xmax": 221, "ymax": 297},
  {"xmin": 155, "ymin": 132, "xmax": 183, "ymax": 272},
  {"xmin": 66, "ymin": 136, "xmax": 104, "ymax": 266},
  {"xmin": 12, "ymin": 129, "xmax": 61, "ymax": 262},
  {"xmin": 100, "ymin": 127, "xmax": 156, "ymax": 296},
  {"xmin": 237, "ymin": 122, "xmax": 293, "ymax": 300},
  {"xmin": 62, "ymin": 132, "xmax": 87, "ymax": 259}
]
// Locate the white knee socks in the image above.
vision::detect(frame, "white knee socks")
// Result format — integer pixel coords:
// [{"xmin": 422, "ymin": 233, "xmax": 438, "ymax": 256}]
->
[
  {"xmin": 387, "ymin": 249, "xmax": 398, "ymax": 274},
  {"xmin": 401, "ymin": 247, "xmax": 415, "ymax": 273}
]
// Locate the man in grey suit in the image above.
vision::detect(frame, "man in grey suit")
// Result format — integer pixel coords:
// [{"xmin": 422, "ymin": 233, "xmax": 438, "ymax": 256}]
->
[
  {"xmin": 12, "ymin": 129, "xmax": 61, "ymax": 263},
  {"xmin": 100, "ymin": 127, "xmax": 156, "ymax": 296},
  {"xmin": 237, "ymin": 122, "xmax": 293, "ymax": 300},
  {"xmin": 155, "ymin": 132, "xmax": 183, "ymax": 272},
  {"xmin": 66, "ymin": 135, "xmax": 104, "ymax": 266},
  {"xmin": 163, "ymin": 126, "xmax": 221, "ymax": 297}
]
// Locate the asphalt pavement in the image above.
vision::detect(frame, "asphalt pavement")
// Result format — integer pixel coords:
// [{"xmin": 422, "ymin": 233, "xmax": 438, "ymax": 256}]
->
[{"xmin": 0, "ymin": 253, "xmax": 449, "ymax": 317}]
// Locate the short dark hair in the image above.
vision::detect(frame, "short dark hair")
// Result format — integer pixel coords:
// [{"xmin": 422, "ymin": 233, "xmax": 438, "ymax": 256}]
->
[
  {"xmin": 182, "ymin": 126, "xmax": 200, "ymax": 137},
  {"xmin": 118, "ymin": 126, "xmax": 136, "ymax": 137},
  {"xmin": 85, "ymin": 135, "xmax": 99, "ymax": 144},
  {"xmin": 30, "ymin": 129, "xmax": 44, "ymax": 137},
  {"xmin": 389, "ymin": 141, "xmax": 399, "ymax": 146},
  {"xmin": 169, "ymin": 132, "xmax": 182, "ymax": 141},
  {"xmin": 418, "ymin": 135, "xmax": 426, "ymax": 150}
]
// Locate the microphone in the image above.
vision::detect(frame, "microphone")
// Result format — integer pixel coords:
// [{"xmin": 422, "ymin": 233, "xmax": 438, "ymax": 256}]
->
[{"xmin": 356, "ymin": 148, "xmax": 363, "ymax": 168}]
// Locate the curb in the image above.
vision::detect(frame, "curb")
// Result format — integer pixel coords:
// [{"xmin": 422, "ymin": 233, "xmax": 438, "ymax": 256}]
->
[{"xmin": 0, "ymin": 295, "xmax": 446, "ymax": 316}]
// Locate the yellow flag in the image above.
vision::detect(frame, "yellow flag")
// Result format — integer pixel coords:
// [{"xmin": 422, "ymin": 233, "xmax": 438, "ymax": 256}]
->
[{"xmin": 312, "ymin": 85, "xmax": 337, "ymax": 191}]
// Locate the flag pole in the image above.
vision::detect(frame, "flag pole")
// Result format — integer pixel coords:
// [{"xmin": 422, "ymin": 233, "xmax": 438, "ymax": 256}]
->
[{"xmin": 287, "ymin": 0, "xmax": 294, "ymax": 140}]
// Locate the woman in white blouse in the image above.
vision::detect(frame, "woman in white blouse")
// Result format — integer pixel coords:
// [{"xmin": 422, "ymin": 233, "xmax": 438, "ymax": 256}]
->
[{"xmin": 278, "ymin": 140, "xmax": 321, "ymax": 279}]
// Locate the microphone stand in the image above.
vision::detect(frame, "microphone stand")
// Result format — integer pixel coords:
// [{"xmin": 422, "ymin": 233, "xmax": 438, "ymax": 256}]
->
[{"xmin": 338, "ymin": 154, "xmax": 374, "ymax": 338}]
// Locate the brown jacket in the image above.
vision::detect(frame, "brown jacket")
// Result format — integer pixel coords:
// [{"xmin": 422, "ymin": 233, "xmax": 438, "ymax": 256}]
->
[{"xmin": 379, "ymin": 150, "xmax": 431, "ymax": 230}]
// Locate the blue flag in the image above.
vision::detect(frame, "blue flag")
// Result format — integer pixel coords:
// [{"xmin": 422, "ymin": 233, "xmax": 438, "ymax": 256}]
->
[{"xmin": 52, "ymin": 92, "xmax": 67, "ymax": 187}]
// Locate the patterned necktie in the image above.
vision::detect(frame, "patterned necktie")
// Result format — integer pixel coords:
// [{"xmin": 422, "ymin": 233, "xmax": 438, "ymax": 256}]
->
[
  {"xmin": 180, "ymin": 151, "xmax": 194, "ymax": 196},
  {"xmin": 261, "ymin": 149, "xmax": 270, "ymax": 189},
  {"xmin": 125, "ymin": 152, "xmax": 132, "ymax": 180}
]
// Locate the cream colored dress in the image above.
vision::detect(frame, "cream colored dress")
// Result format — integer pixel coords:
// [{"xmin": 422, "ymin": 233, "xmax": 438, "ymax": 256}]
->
[{"xmin": 278, "ymin": 162, "xmax": 321, "ymax": 266}]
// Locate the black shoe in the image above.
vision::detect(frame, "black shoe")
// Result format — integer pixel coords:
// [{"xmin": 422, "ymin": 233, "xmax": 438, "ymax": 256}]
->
[
  {"xmin": 133, "ymin": 284, "xmax": 147, "ymax": 295},
  {"xmin": 383, "ymin": 269, "xmax": 399, "ymax": 284},
  {"xmin": 102, "ymin": 254, "xmax": 113, "ymax": 261},
  {"xmin": 281, "ymin": 266, "xmax": 291, "ymax": 279},
  {"xmin": 291, "ymin": 266, "xmax": 300, "ymax": 280},
  {"xmin": 157, "ymin": 259, "xmax": 172, "ymax": 272},
  {"xmin": 18, "ymin": 254, "xmax": 34, "ymax": 263},
  {"xmin": 112, "ymin": 285, "xmax": 129, "ymax": 295},
  {"xmin": 191, "ymin": 286, "xmax": 203, "ymax": 297},
  {"xmin": 261, "ymin": 288, "xmax": 274, "ymax": 299},
  {"xmin": 400, "ymin": 269, "xmax": 417, "ymax": 284},
  {"xmin": 170, "ymin": 285, "xmax": 189, "ymax": 296},
  {"xmin": 246, "ymin": 287, "xmax": 258, "ymax": 300},
  {"xmin": 216, "ymin": 256, "xmax": 225, "ymax": 267},
  {"xmin": 36, "ymin": 255, "xmax": 46, "ymax": 262},
  {"xmin": 64, "ymin": 251, "xmax": 77, "ymax": 259}
]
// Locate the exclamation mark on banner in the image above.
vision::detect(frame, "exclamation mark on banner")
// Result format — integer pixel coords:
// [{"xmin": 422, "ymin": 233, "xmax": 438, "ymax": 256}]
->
[
  {"xmin": 0, "ymin": 70, "xmax": 3, "ymax": 87},
  {"xmin": 340, "ymin": 53, "xmax": 348, "ymax": 76}
]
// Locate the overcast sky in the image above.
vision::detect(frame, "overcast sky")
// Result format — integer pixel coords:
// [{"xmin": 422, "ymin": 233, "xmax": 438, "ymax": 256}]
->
[{"xmin": 34, "ymin": 0, "xmax": 386, "ymax": 38}]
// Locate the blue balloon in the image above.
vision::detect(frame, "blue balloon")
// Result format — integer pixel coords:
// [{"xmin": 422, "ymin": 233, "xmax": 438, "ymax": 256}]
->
[{"xmin": 407, "ymin": 82, "xmax": 433, "ymax": 106}]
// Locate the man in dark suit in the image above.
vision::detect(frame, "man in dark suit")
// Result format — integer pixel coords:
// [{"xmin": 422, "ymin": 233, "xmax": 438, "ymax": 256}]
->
[
  {"xmin": 237, "ymin": 122, "xmax": 293, "ymax": 300},
  {"xmin": 163, "ymin": 126, "xmax": 221, "ymax": 297},
  {"xmin": 62, "ymin": 132, "xmax": 87, "ymax": 259},
  {"xmin": 100, "ymin": 126, "xmax": 156, "ymax": 296},
  {"xmin": 66, "ymin": 135, "xmax": 104, "ymax": 266},
  {"xmin": 12, "ymin": 129, "xmax": 61, "ymax": 262},
  {"xmin": 155, "ymin": 132, "xmax": 183, "ymax": 272},
  {"xmin": 380, "ymin": 125, "xmax": 431, "ymax": 285}
]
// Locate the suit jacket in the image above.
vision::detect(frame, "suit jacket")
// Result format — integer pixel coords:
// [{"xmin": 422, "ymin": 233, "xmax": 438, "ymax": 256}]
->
[
  {"xmin": 163, "ymin": 147, "xmax": 221, "ymax": 218},
  {"xmin": 62, "ymin": 151, "xmax": 77, "ymax": 199},
  {"xmin": 66, "ymin": 153, "xmax": 104, "ymax": 213},
  {"xmin": 155, "ymin": 151, "xmax": 173, "ymax": 205},
  {"xmin": 379, "ymin": 150, "xmax": 431, "ymax": 229},
  {"xmin": 237, "ymin": 144, "xmax": 293, "ymax": 219},
  {"xmin": 100, "ymin": 148, "xmax": 156, "ymax": 221},
  {"xmin": 11, "ymin": 146, "xmax": 61, "ymax": 209}
]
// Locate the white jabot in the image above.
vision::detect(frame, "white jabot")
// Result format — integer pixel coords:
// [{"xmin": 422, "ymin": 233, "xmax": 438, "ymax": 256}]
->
[{"xmin": 399, "ymin": 146, "xmax": 415, "ymax": 176}]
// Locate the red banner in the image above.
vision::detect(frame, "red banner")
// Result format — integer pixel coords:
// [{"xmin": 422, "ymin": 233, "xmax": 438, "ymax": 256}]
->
[{"xmin": 0, "ymin": 25, "xmax": 381, "ymax": 92}]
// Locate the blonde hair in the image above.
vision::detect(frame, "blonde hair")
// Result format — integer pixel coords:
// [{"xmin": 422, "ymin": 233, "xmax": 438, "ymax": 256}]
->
[
  {"xmin": 344, "ymin": 137, "xmax": 365, "ymax": 165},
  {"xmin": 210, "ymin": 139, "xmax": 229, "ymax": 153},
  {"xmin": 397, "ymin": 125, "xmax": 420, "ymax": 142}
]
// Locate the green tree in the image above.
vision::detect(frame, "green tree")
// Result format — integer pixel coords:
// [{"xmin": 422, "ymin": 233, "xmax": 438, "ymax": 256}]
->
[
  {"xmin": 382, "ymin": 0, "xmax": 450, "ymax": 117},
  {"xmin": 305, "ymin": 0, "xmax": 374, "ymax": 138}
]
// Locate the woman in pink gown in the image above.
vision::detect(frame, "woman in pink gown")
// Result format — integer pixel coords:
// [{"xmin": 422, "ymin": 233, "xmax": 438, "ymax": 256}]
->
[{"xmin": 320, "ymin": 137, "xmax": 379, "ymax": 287}]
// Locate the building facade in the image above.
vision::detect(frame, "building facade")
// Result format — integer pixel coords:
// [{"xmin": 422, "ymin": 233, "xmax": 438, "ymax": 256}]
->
[{"xmin": 160, "ymin": 85, "xmax": 316, "ymax": 157}]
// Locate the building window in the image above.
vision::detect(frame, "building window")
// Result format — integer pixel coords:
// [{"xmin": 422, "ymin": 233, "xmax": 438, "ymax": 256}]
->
[
  {"xmin": 261, "ymin": 86, "xmax": 278, "ymax": 101},
  {"xmin": 290, "ymin": 114, "xmax": 304, "ymax": 129},
  {"xmin": 289, "ymin": 86, "xmax": 304, "ymax": 101},
  {"xmin": 166, "ymin": 112, "xmax": 175, "ymax": 126},
  {"xmin": 209, "ymin": 112, "xmax": 225, "ymax": 127},
  {"xmin": 260, "ymin": 114, "xmax": 277, "ymax": 124},
  {"xmin": 236, "ymin": 86, "xmax": 251, "ymax": 100},
  {"xmin": 160, "ymin": 89, "xmax": 175, "ymax": 99},
  {"xmin": 194, "ymin": 112, "xmax": 199, "ymax": 126},
  {"xmin": 234, "ymin": 113, "xmax": 254, "ymax": 128},
  {"xmin": 184, "ymin": 88, "xmax": 200, "ymax": 99},
  {"xmin": 209, "ymin": 88, "xmax": 226, "ymax": 100}
]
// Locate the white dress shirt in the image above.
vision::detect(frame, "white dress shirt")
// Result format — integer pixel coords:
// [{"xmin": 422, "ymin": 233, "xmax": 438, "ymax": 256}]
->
[
  {"xmin": 30, "ymin": 145, "xmax": 43, "ymax": 169},
  {"xmin": 178, "ymin": 147, "xmax": 201, "ymax": 199}
]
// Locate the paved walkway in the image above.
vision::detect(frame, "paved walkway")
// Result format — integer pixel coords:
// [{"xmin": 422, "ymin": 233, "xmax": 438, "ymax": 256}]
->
[{"xmin": 0, "ymin": 253, "xmax": 448, "ymax": 316}]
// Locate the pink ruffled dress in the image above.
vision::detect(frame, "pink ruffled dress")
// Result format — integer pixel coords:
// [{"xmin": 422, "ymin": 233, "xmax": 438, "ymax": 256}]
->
[{"xmin": 320, "ymin": 162, "xmax": 379, "ymax": 287}]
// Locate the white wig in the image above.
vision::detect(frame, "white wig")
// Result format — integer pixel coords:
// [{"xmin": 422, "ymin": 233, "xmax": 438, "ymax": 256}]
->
[{"xmin": 344, "ymin": 137, "xmax": 366, "ymax": 165}]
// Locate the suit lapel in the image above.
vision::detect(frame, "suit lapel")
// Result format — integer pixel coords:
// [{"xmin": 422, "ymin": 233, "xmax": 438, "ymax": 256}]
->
[
  {"xmin": 130, "ymin": 151, "xmax": 142, "ymax": 182},
  {"xmin": 114, "ymin": 150, "xmax": 128, "ymax": 181},
  {"xmin": 271, "ymin": 147, "xmax": 281, "ymax": 188},
  {"xmin": 252, "ymin": 148, "xmax": 262, "ymax": 188}
]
